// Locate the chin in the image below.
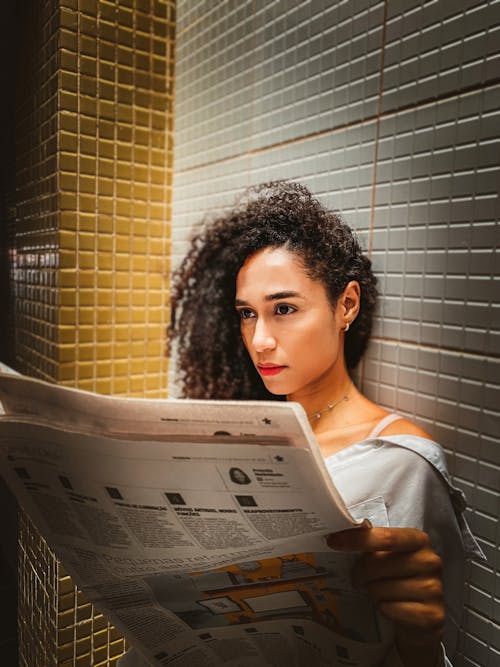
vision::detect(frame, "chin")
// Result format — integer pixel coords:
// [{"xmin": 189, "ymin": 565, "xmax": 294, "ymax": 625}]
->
[
  {"xmin": 265, "ymin": 387, "xmax": 286, "ymax": 396},
  {"xmin": 261, "ymin": 379, "xmax": 294, "ymax": 397}
]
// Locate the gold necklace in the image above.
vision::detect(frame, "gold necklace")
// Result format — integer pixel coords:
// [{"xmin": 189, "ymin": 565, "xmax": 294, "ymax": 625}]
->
[{"xmin": 308, "ymin": 381, "xmax": 353, "ymax": 421}]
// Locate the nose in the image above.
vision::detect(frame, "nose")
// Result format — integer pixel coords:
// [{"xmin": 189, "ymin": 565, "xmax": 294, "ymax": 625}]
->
[{"xmin": 251, "ymin": 318, "xmax": 277, "ymax": 353}]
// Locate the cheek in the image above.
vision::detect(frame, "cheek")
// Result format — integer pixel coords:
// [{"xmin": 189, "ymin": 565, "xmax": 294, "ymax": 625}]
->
[{"xmin": 295, "ymin": 327, "xmax": 338, "ymax": 365}]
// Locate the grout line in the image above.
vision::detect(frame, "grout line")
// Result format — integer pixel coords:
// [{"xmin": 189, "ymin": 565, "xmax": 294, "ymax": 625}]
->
[
  {"xmin": 176, "ymin": 77, "xmax": 500, "ymax": 176},
  {"xmin": 178, "ymin": 117, "xmax": 378, "ymax": 175},
  {"xmin": 370, "ymin": 336, "xmax": 500, "ymax": 361},
  {"xmin": 368, "ymin": 0, "xmax": 388, "ymax": 258},
  {"xmin": 360, "ymin": 0, "xmax": 389, "ymax": 393}
]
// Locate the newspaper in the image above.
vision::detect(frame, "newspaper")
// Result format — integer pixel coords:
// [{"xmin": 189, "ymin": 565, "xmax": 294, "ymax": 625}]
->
[{"xmin": 0, "ymin": 373, "xmax": 393, "ymax": 667}]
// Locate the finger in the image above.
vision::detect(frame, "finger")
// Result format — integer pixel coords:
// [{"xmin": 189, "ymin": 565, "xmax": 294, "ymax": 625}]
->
[
  {"xmin": 352, "ymin": 548, "xmax": 442, "ymax": 587},
  {"xmin": 377, "ymin": 600, "xmax": 445, "ymax": 633},
  {"xmin": 359, "ymin": 575, "xmax": 443, "ymax": 604},
  {"xmin": 327, "ymin": 526, "xmax": 430, "ymax": 553}
]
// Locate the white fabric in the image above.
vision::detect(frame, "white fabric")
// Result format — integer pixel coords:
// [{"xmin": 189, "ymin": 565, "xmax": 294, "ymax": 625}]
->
[
  {"xmin": 324, "ymin": 435, "xmax": 484, "ymax": 665},
  {"xmin": 367, "ymin": 412, "xmax": 403, "ymax": 438},
  {"xmin": 119, "ymin": 435, "xmax": 483, "ymax": 666}
]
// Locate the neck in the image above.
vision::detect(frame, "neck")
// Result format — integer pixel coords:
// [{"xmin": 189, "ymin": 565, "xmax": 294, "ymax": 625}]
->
[{"xmin": 287, "ymin": 360, "xmax": 353, "ymax": 428}]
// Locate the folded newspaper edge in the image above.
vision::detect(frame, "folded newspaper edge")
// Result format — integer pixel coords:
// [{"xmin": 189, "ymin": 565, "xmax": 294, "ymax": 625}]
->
[{"xmin": 0, "ymin": 372, "xmax": 389, "ymax": 667}]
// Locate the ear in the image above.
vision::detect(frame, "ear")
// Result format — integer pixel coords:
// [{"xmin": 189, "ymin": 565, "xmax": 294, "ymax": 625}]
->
[{"xmin": 339, "ymin": 281, "xmax": 360, "ymax": 329}]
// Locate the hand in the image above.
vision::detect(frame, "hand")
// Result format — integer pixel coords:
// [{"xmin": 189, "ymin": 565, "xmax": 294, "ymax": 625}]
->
[{"xmin": 327, "ymin": 526, "xmax": 445, "ymax": 667}]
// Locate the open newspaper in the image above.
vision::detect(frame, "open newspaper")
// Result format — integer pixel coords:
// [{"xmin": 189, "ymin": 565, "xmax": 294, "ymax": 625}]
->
[{"xmin": 0, "ymin": 373, "xmax": 392, "ymax": 667}]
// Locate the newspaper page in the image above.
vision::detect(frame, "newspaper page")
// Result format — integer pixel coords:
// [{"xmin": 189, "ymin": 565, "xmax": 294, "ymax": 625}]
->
[{"xmin": 0, "ymin": 373, "xmax": 393, "ymax": 666}]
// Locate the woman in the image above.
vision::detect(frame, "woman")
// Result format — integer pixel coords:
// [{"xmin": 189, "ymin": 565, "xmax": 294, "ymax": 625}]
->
[{"xmin": 164, "ymin": 181, "xmax": 482, "ymax": 666}]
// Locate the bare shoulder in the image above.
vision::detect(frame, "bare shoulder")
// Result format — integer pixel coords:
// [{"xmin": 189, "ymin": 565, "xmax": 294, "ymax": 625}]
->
[{"xmin": 379, "ymin": 416, "xmax": 433, "ymax": 440}]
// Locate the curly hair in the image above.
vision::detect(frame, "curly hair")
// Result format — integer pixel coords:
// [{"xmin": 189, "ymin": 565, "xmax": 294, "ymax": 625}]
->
[{"xmin": 168, "ymin": 180, "xmax": 377, "ymax": 399}]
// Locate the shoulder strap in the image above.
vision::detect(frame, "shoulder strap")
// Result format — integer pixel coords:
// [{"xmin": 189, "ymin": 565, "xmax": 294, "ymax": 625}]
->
[{"xmin": 368, "ymin": 413, "xmax": 403, "ymax": 438}]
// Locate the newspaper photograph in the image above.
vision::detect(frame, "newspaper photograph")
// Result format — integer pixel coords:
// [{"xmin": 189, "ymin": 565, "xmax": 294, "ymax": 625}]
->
[{"xmin": 0, "ymin": 373, "xmax": 393, "ymax": 666}]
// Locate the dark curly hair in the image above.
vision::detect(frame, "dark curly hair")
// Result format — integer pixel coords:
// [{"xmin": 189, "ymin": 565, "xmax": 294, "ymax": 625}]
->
[{"xmin": 168, "ymin": 180, "xmax": 377, "ymax": 399}]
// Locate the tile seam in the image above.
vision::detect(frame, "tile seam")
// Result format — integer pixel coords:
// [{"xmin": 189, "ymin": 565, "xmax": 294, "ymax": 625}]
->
[
  {"xmin": 370, "ymin": 335, "xmax": 500, "ymax": 361},
  {"xmin": 175, "ymin": 77, "xmax": 500, "ymax": 176}
]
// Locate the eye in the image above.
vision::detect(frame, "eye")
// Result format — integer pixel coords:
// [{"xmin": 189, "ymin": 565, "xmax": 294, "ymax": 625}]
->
[
  {"xmin": 237, "ymin": 307, "xmax": 255, "ymax": 320},
  {"xmin": 275, "ymin": 303, "xmax": 296, "ymax": 316}
]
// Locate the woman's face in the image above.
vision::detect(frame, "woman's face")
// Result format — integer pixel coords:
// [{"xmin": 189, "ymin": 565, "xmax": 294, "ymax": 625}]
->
[{"xmin": 235, "ymin": 247, "xmax": 349, "ymax": 398}]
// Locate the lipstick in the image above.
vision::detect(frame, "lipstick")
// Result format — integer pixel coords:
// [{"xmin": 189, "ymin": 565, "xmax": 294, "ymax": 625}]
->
[{"xmin": 257, "ymin": 364, "xmax": 286, "ymax": 376}]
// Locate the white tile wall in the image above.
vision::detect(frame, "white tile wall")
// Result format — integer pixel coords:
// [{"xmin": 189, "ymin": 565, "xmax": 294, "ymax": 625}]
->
[{"xmin": 173, "ymin": 1, "xmax": 500, "ymax": 664}]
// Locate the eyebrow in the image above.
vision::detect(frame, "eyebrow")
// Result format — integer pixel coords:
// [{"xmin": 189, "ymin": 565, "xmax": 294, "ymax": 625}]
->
[{"xmin": 235, "ymin": 291, "xmax": 303, "ymax": 306}]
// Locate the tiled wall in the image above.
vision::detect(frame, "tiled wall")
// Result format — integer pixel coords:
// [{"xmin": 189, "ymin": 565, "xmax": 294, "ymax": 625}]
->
[
  {"xmin": 11, "ymin": 0, "xmax": 176, "ymax": 665},
  {"xmin": 172, "ymin": 1, "xmax": 499, "ymax": 665},
  {"xmin": 13, "ymin": 0, "xmax": 174, "ymax": 396},
  {"xmin": 15, "ymin": 0, "xmax": 61, "ymax": 383},
  {"xmin": 56, "ymin": 0, "xmax": 175, "ymax": 397}
]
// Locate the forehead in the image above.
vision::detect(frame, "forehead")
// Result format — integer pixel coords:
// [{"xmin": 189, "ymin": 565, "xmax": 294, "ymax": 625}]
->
[{"xmin": 235, "ymin": 247, "xmax": 325, "ymax": 298}]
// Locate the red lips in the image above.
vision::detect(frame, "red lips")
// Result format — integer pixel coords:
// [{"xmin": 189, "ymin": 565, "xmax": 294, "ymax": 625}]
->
[{"xmin": 257, "ymin": 364, "xmax": 286, "ymax": 376}]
